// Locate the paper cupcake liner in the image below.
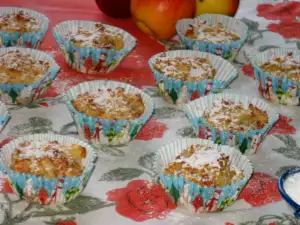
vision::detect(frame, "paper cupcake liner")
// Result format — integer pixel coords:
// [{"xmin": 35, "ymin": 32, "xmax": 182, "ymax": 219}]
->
[
  {"xmin": 0, "ymin": 47, "xmax": 60, "ymax": 105},
  {"xmin": 0, "ymin": 7, "xmax": 49, "ymax": 48},
  {"xmin": 0, "ymin": 133, "xmax": 98, "ymax": 205},
  {"xmin": 155, "ymin": 138, "xmax": 253, "ymax": 213},
  {"xmin": 251, "ymin": 48, "xmax": 300, "ymax": 106},
  {"xmin": 176, "ymin": 14, "xmax": 248, "ymax": 61},
  {"xmin": 63, "ymin": 80, "xmax": 154, "ymax": 147},
  {"xmin": 52, "ymin": 20, "xmax": 136, "ymax": 74},
  {"xmin": 0, "ymin": 101, "xmax": 10, "ymax": 132},
  {"xmin": 148, "ymin": 50, "xmax": 237, "ymax": 108},
  {"xmin": 183, "ymin": 93, "xmax": 279, "ymax": 155}
]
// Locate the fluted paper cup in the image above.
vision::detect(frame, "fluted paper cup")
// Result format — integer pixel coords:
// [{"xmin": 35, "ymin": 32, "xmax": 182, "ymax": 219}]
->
[
  {"xmin": 0, "ymin": 47, "xmax": 60, "ymax": 105},
  {"xmin": 0, "ymin": 7, "xmax": 49, "ymax": 48},
  {"xmin": 183, "ymin": 93, "xmax": 279, "ymax": 155},
  {"xmin": 148, "ymin": 50, "xmax": 237, "ymax": 108},
  {"xmin": 52, "ymin": 20, "xmax": 136, "ymax": 74},
  {"xmin": 0, "ymin": 134, "xmax": 98, "ymax": 205},
  {"xmin": 0, "ymin": 101, "xmax": 10, "ymax": 132},
  {"xmin": 63, "ymin": 80, "xmax": 154, "ymax": 147},
  {"xmin": 155, "ymin": 138, "xmax": 253, "ymax": 213},
  {"xmin": 176, "ymin": 14, "xmax": 248, "ymax": 61},
  {"xmin": 251, "ymin": 48, "xmax": 300, "ymax": 106}
]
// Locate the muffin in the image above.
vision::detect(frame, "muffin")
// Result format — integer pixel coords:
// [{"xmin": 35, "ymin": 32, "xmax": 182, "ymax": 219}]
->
[
  {"xmin": 0, "ymin": 134, "xmax": 97, "ymax": 205},
  {"xmin": 0, "ymin": 7, "xmax": 49, "ymax": 48},
  {"xmin": 252, "ymin": 48, "xmax": 300, "ymax": 106},
  {"xmin": 53, "ymin": 20, "xmax": 136, "ymax": 74},
  {"xmin": 176, "ymin": 14, "xmax": 248, "ymax": 61},
  {"xmin": 156, "ymin": 138, "xmax": 253, "ymax": 213},
  {"xmin": 183, "ymin": 93, "xmax": 279, "ymax": 155},
  {"xmin": 63, "ymin": 80, "xmax": 154, "ymax": 146},
  {"xmin": 149, "ymin": 50, "xmax": 237, "ymax": 108},
  {"xmin": 0, "ymin": 100, "xmax": 10, "ymax": 132},
  {"xmin": 0, "ymin": 47, "xmax": 60, "ymax": 105}
]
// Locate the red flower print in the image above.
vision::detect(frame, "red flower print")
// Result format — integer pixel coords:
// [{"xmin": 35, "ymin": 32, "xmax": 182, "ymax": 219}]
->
[
  {"xmin": 268, "ymin": 114, "xmax": 296, "ymax": 135},
  {"xmin": 238, "ymin": 172, "xmax": 282, "ymax": 207},
  {"xmin": 55, "ymin": 221, "xmax": 77, "ymax": 225},
  {"xmin": 242, "ymin": 64, "xmax": 255, "ymax": 80},
  {"xmin": 267, "ymin": 21, "xmax": 300, "ymax": 39},
  {"xmin": 257, "ymin": 2, "xmax": 300, "ymax": 22},
  {"xmin": 106, "ymin": 180, "xmax": 176, "ymax": 222},
  {"xmin": 135, "ymin": 117, "xmax": 168, "ymax": 141},
  {"xmin": 268, "ymin": 223, "xmax": 276, "ymax": 225}
]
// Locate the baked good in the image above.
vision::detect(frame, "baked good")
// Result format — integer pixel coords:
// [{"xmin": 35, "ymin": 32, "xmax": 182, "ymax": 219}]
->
[
  {"xmin": 163, "ymin": 144, "xmax": 244, "ymax": 187},
  {"xmin": 0, "ymin": 50, "xmax": 50, "ymax": 84},
  {"xmin": 10, "ymin": 140, "xmax": 87, "ymax": 178},
  {"xmin": 0, "ymin": 11, "xmax": 40, "ymax": 32},
  {"xmin": 202, "ymin": 100, "xmax": 268, "ymax": 132},
  {"xmin": 260, "ymin": 52, "xmax": 300, "ymax": 82},
  {"xmin": 71, "ymin": 87, "xmax": 145, "ymax": 120},
  {"xmin": 153, "ymin": 56, "xmax": 216, "ymax": 82},
  {"xmin": 66, "ymin": 23, "xmax": 124, "ymax": 50},
  {"xmin": 185, "ymin": 20, "xmax": 240, "ymax": 44}
]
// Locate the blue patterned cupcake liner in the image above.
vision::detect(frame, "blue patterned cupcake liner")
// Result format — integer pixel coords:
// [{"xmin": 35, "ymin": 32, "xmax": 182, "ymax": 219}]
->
[
  {"xmin": 183, "ymin": 93, "xmax": 279, "ymax": 155},
  {"xmin": 148, "ymin": 50, "xmax": 237, "ymax": 108},
  {"xmin": 0, "ymin": 47, "xmax": 60, "ymax": 105},
  {"xmin": 63, "ymin": 80, "xmax": 154, "ymax": 147},
  {"xmin": 176, "ymin": 14, "xmax": 248, "ymax": 61},
  {"xmin": 251, "ymin": 48, "xmax": 300, "ymax": 106},
  {"xmin": 52, "ymin": 20, "xmax": 136, "ymax": 74},
  {"xmin": 155, "ymin": 138, "xmax": 253, "ymax": 213},
  {"xmin": 0, "ymin": 101, "xmax": 10, "ymax": 132},
  {"xmin": 0, "ymin": 133, "xmax": 98, "ymax": 205},
  {"xmin": 0, "ymin": 7, "xmax": 49, "ymax": 48}
]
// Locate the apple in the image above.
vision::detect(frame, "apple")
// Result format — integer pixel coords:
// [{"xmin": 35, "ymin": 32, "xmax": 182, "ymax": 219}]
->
[
  {"xmin": 195, "ymin": 0, "xmax": 240, "ymax": 17},
  {"xmin": 95, "ymin": 0, "xmax": 131, "ymax": 18},
  {"xmin": 131, "ymin": 0, "xmax": 196, "ymax": 40}
]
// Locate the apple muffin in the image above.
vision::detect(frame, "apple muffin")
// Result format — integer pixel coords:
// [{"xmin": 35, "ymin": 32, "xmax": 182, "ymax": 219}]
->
[
  {"xmin": 185, "ymin": 20, "xmax": 240, "ymax": 44},
  {"xmin": 202, "ymin": 100, "xmax": 269, "ymax": 132},
  {"xmin": 10, "ymin": 140, "xmax": 87, "ymax": 179},
  {"xmin": 0, "ymin": 10, "xmax": 41, "ymax": 32},
  {"xmin": 0, "ymin": 50, "xmax": 50, "ymax": 84},
  {"xmin": 260, "ymin": 52, "xmax": 300, "ymax": 82},
  {"xmin": 71, "ymin": 87, "xmax": 145, "ymax": 120},
  {"xmin": 153, "ymin": 55, "xmax": 216, "ymax": 82},
  {"xmin": 66, "ymin": 23, "xmax": 124, "ymax": 50},
  {"xmin": 163, "ymin": 144, "xmax": 245, "ymax": 187}
]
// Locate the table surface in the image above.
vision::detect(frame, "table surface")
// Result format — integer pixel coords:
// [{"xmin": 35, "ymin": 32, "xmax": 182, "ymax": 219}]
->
[{"xmin": 0, "ymin": 0, "xmax": 300, "ymax": 224}]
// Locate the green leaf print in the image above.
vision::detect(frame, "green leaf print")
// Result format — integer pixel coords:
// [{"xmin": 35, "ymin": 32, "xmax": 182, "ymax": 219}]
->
[
  {"xmin": 105, "ymin": 128, "xmax": 118, "ymax": 142},
  {"xmin": 169, "ymin": 184, "xmax": 180, "ymax": 205},
  {"xmin": 168, "ymin": 88, "xmax": 178, "ymax": 104},
  {"xmin": 9, "ymin": 89, "xmax": 18, "ymax": 103},
  {"xmin": 130, "ymin": 124, "xmax": 140, "ymax": 140},
  {"xmin": 99, "ymin": 168, "xmax": 145, "ymax": 181},
  {"xmin": 273, "ymin": 134, "xmax": 300, "ymax": 160},
  {"xmin": 138, "ymin": 152, "xmax": 156, "ymax": 172},
  {"xmin": 239, "ymin": 138, "xmax": 248, "ymax": 154}
]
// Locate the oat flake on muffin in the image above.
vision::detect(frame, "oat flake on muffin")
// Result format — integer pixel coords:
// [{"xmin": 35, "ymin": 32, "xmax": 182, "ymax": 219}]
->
[
  {"xmin": 71, "ymin": 87, "xmax": 145, "ymax": 120},
  {"xmin": 0, "ymin": 10, "xmax": 40, "ymax": 32},
  {"xmin": 163, "ymin": 144, "xmax": 245, "ymax": 187},
  {"xmin": 153, "ymin": 55, "xmax": 216, "ymax": 82}
]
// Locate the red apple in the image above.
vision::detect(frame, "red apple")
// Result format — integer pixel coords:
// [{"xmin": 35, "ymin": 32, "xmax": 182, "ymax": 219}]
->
[
  {"xmin": 95, "ymin": 0, "xmax": 131, "ymax": 19},
  {"xmin": 131, "ymin": 0, "xmax": 196, "ymax": 40}
]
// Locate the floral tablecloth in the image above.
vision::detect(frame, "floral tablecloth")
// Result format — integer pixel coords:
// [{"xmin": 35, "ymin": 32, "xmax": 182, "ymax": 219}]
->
[{"xmin": 0, "ymin": 0, "xmax": 300, "ymax": 224}]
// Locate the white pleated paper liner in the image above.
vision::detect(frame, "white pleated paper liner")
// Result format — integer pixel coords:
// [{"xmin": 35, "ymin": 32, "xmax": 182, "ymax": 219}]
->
[
  {"xmin": 52, "ymin": 20, "xmax": 136, "ymax": 74},
  {"xmin": 0, "ymin": 7, "xmax": 49, "ymax": 48},
  {"xmin": 251, "ymin": 48, "xmax": 300, "ymax": 106},
  {"xmin": 0, "ymin": 100, "xmax": 10, "ymax": 132},
  {"xmin": 0, "ymin": 47, "xmax": 60, "ymax": 105},
  {"xmin": 155, "ymin": 138, "xmax": 253, "ymax": 213},
  {"xmin": 176, "ymin": 14, "xmax": 248, "ymax": 61},
  {"xmin": 148, "ymin": 50, "xmax": 237, "ymax": 108},
  {"xmin": 0, "ymin": 133, "xmax": 98, "ymax": 205},
  {"xmin": 63, "ymin": 80, "xmax": 154, "ymax": 147},
  {"xmin": 183, "ymin": 93, "xmax": 279, "ymax": 155}
]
